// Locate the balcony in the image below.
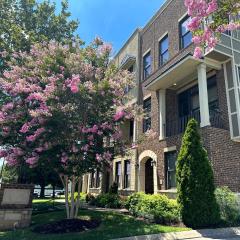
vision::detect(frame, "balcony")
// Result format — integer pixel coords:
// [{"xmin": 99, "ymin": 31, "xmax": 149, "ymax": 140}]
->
[{"xmin": 166, "ymin": 111, "xmax": 226, "ymax": 137}]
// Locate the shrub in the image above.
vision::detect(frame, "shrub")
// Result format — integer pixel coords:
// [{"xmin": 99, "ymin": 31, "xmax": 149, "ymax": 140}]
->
[
  {"xmin": 90, "ymin": 193, "xmax": 122, "ymax": 209},
  {"xmin": 215, "ymin": 186, "xmax": 240, "ymax": 225},
  {"xmin": 86, "ymin": 193, "xmax": 95, "ymax": 203},
  {"xmin": 176, "ymin": 119, "xmax": 220, "ymax": 228},
  {"xmin": 109, "ymin": 182, "xmax": 118, "ymax": 194},
  {"xmin": 125, "ymin": 192, "xmax": 145, "ymax": 216},
  {"xmin": 126, "ymin": 192, "xmax": 180, "ymax": 224},
  {"xmin": 68, "ymin": 192, "xmax": 87, "ymax": 202}
]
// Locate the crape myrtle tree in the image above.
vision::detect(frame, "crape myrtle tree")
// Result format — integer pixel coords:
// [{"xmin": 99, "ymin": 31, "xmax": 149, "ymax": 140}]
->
[
  {"xmin": 0, "ymin": 39, "xmax": 133, "ymax": 219},
  {"xmin": 176, "ymin": 119, "xmax": 220, "ymax": 228},
  {"xmin": 0, "ymin": 0, "xmax": 79, "ymax": 184},
  {"xmin": 184, "ymin": 0, "xmax": 240, "ymax": 58}
]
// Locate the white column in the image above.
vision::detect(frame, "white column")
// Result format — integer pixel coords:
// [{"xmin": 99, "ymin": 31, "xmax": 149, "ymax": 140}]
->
[
  {"xmin": 133, "ymin": 119, "xmax": 137, "ymax": 143},
  {"xmin": 82, "ymin": 175, "xmax": 88, "ymax": 193},
  {"xmin": 87, "ymin": 174, "xmax": 91, "ymax": 193},
  {"xmin": 159, "ymin": 89, "xmax": 166, "ymax": 140},
  {"xmin": 198, "ymin": 63, "xmax": 210, "ymax": 127}
]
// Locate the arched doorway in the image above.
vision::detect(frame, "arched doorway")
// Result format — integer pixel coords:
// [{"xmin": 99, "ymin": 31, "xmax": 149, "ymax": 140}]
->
[
  {"xmin": 138, "ymin": 150, "xmax": 158, "ymax": 194},
  {"xmin": 145, "ymin": 158, "xmax": 154, "ymax": 194}
]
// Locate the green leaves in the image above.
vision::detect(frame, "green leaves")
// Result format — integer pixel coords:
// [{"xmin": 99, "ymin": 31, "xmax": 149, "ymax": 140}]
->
[
  {"xmin": 176, "ymin": 119, "xmax": 220, "ymax": 228},
  {"xmin": 0, "ymin": 0, "xmax": 79, "ymax": 72}
]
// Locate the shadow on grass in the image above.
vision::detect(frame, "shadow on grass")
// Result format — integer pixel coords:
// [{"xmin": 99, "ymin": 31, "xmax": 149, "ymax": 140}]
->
[{"xmin": 0, "ymin": 209, "xmax": 188, "ymax": 240}]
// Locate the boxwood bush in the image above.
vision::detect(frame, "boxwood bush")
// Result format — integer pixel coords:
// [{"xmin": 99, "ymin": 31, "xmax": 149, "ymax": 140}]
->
[
  {"xmin": 125, "ymin": 192, "xmax": 180, "ymax": 224},
  {"xmin": 90, "ymin": 193, "xmax": 122, "ymax": 209},
  {"xmin": 215, "ymin": 186, "xmax": 240, "ymax": 225}
]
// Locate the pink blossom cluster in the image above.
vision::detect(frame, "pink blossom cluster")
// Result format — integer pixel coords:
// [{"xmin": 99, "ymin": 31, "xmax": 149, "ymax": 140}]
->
[
  {"xmin": 98, "ymin": 43, "xmax": 112, "ymax": 56},
  {"xmin": 65, "ymin": 74, "xmax": 81, "ymax": 93},
  {"xmin": 113, "ymin": 110, "xmax": 126, "ymax": 121},
  {"xmin": 185, "ymin": 0, "xmax": 240, "ymax": 58},
  {"xmin": 26, "ymin": 127, "xmax": 45, "ymax": 142},
  {"xmin": 96, "ymin": 151, "xmax": 112, "ymax": 162}
]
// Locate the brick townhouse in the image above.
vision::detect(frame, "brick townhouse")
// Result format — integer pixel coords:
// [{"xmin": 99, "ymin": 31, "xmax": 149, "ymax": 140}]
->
[{"xmin": 82, "ymin": 0, "xmax": 240, "ymax": 196}]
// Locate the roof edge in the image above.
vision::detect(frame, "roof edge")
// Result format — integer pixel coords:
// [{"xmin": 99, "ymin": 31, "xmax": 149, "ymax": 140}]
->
[{"xmin": 114, "ymin": 28, "xmax": 141, "ymax": 59}]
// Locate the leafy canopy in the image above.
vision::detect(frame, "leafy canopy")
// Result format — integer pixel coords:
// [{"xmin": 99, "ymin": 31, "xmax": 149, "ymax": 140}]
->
[{"xmin": 0, "ymin": 0, "xmax": 79, "ymax": 72}]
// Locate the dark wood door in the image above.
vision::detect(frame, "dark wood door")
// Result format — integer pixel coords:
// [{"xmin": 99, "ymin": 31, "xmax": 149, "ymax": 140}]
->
[{"xmin": 145, "ymin": 158, "xmax": 154, "ymax": 194}]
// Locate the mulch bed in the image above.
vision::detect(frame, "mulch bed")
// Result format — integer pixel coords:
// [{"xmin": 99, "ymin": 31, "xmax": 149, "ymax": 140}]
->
[{"xmin": 32, "ymin": 219, "xmax": 100, "ymax": 234}]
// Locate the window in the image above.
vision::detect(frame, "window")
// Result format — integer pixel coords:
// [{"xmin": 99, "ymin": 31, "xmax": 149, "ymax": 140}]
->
[
  {"xmin": 178, "ymin": 75, "xmax": 218, "ymax": 118},
  {"xmin": 95, "ymin": 169, "xmax": 101, "ymax": 188},
  {"xmin": 159, "ymin": 35, "xmax": 169, "ymax": 66},
  {"xmin": 143, "ymin": 98, "xmax": 151, "ymax": 132},
  {"xmin": 208, "ymin": 76, "xmax": 219, "ymax": 115},
  {"xmin": 179, "ymin": 16, "xmax": 192, "ymax": 49},
  {"xmin": 165, "ymin": 151, "xmax": 177, "ymax": 189},
  {"xmin": 223, "ymin": 16, "xmax": 231, "ymax": 36},
  {"xmin": 115, "ymin": 162, "xmax": 122, "ymax": 188},
  {"xmin": 90, "ymin": 171, "xmax": 95, "ymax": 188},
  {"xmin": 90, "ymin": 169, "xmax": 101, "ymax": 188},
  {"xmin": 124, "ymin": 65, "xmax": 134, "ymax": 94},
  {"xmin": 129, "ymin": 120, "xmax": 134, "ymax": 140},
  {"xmin": 124, "ymin": 160, "xmax": 131, "ymax": 189},
  {"xmin": 143, "ymin": 52, "xmax": 151, "ymax": 79},
  {"xmin": 128, "ymin": 64, "xmax": 134, "ymax": 73},
  {"xmin": 178, "ymin": 85, "xmax": 199, "ymax": 118}
]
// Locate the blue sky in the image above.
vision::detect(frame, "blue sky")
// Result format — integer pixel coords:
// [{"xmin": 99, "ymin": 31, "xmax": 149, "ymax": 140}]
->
[{"xmin": 51, "ymin": 0, "xmax": 165, "ymax": 54}]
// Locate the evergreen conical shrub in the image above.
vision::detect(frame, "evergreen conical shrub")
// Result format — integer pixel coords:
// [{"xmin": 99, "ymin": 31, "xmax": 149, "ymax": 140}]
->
[{"xmin": 176, "ymin": 119, "xmax": 220, "ymax": 228}]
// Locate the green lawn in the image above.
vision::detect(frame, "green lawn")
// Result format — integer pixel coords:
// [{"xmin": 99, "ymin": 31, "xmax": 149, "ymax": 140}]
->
[{"xmin": 0, "ymin": 200, "xmax": 189, "ymax": 240}]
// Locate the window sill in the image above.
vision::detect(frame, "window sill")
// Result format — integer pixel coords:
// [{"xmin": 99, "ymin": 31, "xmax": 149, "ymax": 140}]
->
[{"xmin": 159, "ymin": 188, "xmax": 177, "ymax": 193}]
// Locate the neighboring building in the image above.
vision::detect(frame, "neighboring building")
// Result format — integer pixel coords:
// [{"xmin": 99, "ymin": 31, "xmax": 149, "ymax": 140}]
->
[
  {"xmin": 83, "ymin": 0, "xmax": 240, "ymax": 196},
  {"xmin": 82, "ymin": 29, "xmax": 141, "ymax": 195}
]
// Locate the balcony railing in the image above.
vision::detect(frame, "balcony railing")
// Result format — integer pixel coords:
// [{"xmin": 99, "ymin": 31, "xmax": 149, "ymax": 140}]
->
[{"xmin": 166, "ymin": 111, "xmax": 225, "ymax": 137}]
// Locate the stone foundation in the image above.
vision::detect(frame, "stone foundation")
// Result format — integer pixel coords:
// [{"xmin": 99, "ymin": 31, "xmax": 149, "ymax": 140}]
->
[
  {"xmin": 0, "ymin": 184, "xmax": 34, "ymax": 230},
  {"xmin": 0, "ymin": 208, "xmax": 32, "ymax": 230}
]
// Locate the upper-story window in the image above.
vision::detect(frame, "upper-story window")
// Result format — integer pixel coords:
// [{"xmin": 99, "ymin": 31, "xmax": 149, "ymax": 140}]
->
[
  {"xmin": 143, "ymin": 52, "xmax": 151, "ymax": 79},
  {"xmin": 124, "ymin": 64, "xmax": 134, "ymax": 94},
  {"xmin": 129, "ymin": 119, "xmax": 134, "ymax": 141},
  {"xmin": 128, "ymin": 64, "xmax": 134, "ymax": 73},
  {"xmin": 178, "ymin": 75, "xmax": 218, "ymax": 119},
  {"xmin": 159, "ymin": 35, "xmax": 169, "ymax": 66},
  {"xmin": 179, "ymin": 16, "xmax": 192, "ymax": 49},
  {"xmin": 143, "ymin": 97, "xmax": 151, "ymax": 132}
]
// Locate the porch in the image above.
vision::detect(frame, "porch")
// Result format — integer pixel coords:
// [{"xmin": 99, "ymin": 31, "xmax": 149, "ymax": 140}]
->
[{"xmin": 145, "ymin": 55, "xmax": 228, "ymax": 139}]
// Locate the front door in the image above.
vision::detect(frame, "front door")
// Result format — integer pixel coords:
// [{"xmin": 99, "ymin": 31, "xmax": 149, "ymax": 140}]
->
[{"xmin": 145, "ymin": 158, "xmax": 154, "ymax": 194}]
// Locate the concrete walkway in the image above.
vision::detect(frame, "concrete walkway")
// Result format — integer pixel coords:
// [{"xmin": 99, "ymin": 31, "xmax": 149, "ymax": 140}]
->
[
  {"xmin": 86, "ymin": 205, "xmax": 129, "ymax": 214},
  {"xmin": 113, "ymin": 227, "xmax": 240, "ymax": 240}
]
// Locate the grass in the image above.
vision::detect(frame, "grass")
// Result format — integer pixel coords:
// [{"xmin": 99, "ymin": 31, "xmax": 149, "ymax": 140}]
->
[{"xmin": 0, "ymin": 199, "xmax": 189, "ymax": 240}]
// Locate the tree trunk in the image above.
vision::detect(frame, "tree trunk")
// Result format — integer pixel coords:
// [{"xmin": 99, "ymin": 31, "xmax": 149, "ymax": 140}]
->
[
  {"xmin": 74, "ymin": 178, "xmax": 82, "ymax": 218},
  {"xmin": 52, "ymin": 184, "xmax": 55, "ymax": 199},
  {"xmin": 0, "ymin": 159, "xmax": 5, "ymax": 183},
  {"xmin": 59, "ymin": 174, "xmax": 82, "ymax": 219},
  {"xmin": 64, "ymin": 176, "xmax": 70, "ymax": 219},
  {"xmin": 40, "ymin": 184, "xmax": 45, "ymax": 198},
  {"xmin": 69, "ymin": 176, "xmax": 76, "ymax": 219}
]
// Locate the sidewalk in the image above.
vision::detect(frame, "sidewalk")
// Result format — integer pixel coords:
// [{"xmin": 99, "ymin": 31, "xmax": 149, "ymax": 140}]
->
[{"xmin": 113, "ymin": 227, "xmax": 240, "ymax": 240}]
